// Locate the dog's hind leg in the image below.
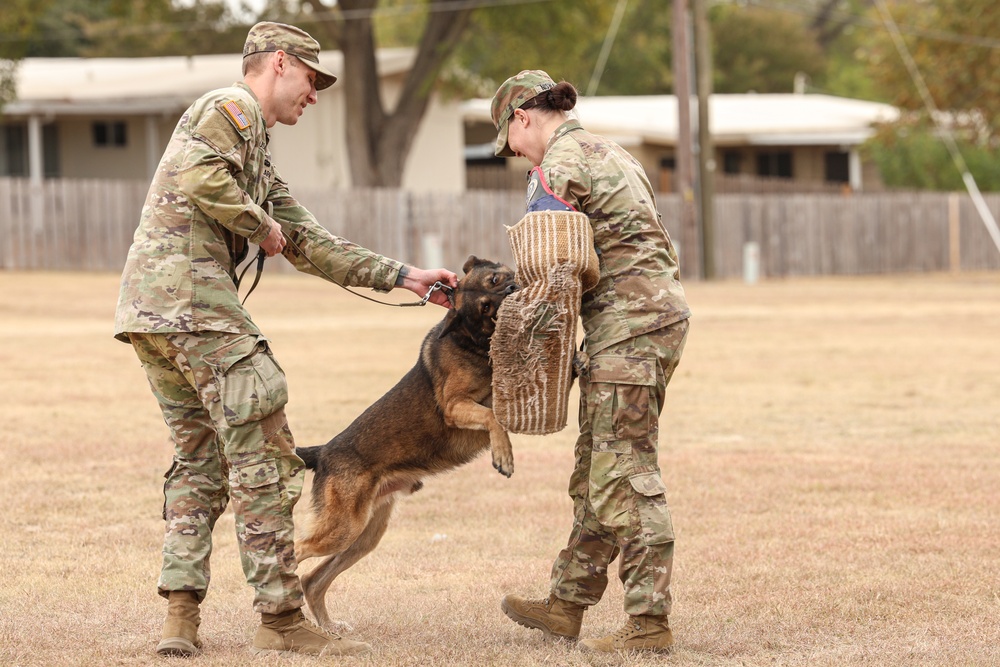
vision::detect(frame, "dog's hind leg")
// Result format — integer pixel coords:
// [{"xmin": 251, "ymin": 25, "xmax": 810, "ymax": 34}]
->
[{"xmin": 301, "ymin": 497, "xmax": 397, "ymax": 630}]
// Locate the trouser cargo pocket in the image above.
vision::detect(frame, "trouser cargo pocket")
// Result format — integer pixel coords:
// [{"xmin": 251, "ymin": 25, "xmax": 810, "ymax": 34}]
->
[
  {"xmin": 220, "ymin": 339, "xmax": 288, "ymax": 426},
  {"xmin": 629, "ymin": 471, "xmax": 675, "ymax": 546}
]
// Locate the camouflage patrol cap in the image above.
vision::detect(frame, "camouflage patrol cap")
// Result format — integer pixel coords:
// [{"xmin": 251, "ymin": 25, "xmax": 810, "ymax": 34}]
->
[
  {"xmin": 243, "ymin": 21, "xmax": 337, "ymax": 90},
  {"xmin": 490, "ymin": 70, "xmax": 556, "ymax": 157}
]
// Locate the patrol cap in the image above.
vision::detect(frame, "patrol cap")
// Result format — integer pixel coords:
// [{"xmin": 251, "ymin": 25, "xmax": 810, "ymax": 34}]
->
[
  {"xmin": 490, "ymin": 70, "xmax": 556, "ymax": 157},
  {"xmin": 243, "ymin": 21, "xmax": 337, "ymax": 90}
]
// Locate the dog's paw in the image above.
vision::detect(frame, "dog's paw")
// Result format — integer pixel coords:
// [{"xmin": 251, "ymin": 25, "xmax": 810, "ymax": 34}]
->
[{"xmin": 492, "ymin": 453, "xmax": 514, "ymax": 478}]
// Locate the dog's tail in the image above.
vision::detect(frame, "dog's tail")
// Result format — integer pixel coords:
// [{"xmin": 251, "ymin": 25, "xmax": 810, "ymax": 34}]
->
[{"xmin": 295, "ymin": 446, "xmax": 321, "ymax": 470}]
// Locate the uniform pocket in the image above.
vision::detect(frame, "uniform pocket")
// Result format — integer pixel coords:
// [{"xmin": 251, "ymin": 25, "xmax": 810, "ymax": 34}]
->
[
  {"xmin": 231, "ymin": 459, "xmax": 282, "ymax": 534},
  {"xmin": 587, "ymin": 354, "xmax": 657, "ymax": 442},
  {"xmin": 220, "ymin": 340, "xmax": 288, "ymax": 426},
  {"xmin": 628, "ymin": 471, "xmax": 675, "ymax": 546}
]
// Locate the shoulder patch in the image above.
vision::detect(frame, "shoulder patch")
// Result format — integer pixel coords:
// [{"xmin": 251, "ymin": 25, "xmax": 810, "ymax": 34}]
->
[{"xmin": 222, "ymin": 100, "xmax": 251, "ymax": 130}]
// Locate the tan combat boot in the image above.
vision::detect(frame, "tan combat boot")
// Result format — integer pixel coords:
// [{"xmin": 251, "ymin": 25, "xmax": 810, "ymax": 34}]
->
[
  {"xmin": 251, "ymin": 609, "xmax": 371, "ymax": 656},
  {"xmin": 155, "ymin": 591, "xmax": 203, "ymax": 657},
  {"xmin": 500, "ymin": 593, "xmax": 586, "ymax": 641},
  {"xmin": 579, "ymin": 614, "xmax": 674, "ymax": 653}
]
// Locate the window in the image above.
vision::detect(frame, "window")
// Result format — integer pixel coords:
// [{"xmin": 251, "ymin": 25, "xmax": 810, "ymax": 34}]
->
[
  {"xmin": 1, "ymin": 124, "xmax": 28, "ymax": 176},
  {"xmin": 824, "ymin": 151, "xmax": 850, "ymax": 183},
  {"xmin": 93, "ymin": 120, "xmax": 127, "ymax": 148},
  {"xmin": 756, "ymin": 151, "xmax": 793, "ymax": 178},
  {"xmin": 658, "ymin": 156, "xmax": 677, "ymax": 193},
  {"xmin": 722, "ymin": 150, "xmax": 743, "ymax": 175}
]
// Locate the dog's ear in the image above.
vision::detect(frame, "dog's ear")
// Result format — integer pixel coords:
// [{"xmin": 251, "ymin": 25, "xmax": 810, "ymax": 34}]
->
[
  {"xmin": 439, "ymin": 308, "xmax": 462, "ymax": 338},
  {"xmin": 462, "ymin": 255, "xmax": 480, "ymax": 275}
]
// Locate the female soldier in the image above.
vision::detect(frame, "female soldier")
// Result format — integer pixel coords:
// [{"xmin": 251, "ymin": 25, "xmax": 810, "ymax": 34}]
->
[{"xmin": 491, "ymin": 70, "xmax": 691, "ymax": 653}]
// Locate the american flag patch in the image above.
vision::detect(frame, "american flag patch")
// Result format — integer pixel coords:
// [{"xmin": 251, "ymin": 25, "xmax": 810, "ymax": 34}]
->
[{"xmin": 222, "ymin": 100, "xmax": 250, "ymax": 130}]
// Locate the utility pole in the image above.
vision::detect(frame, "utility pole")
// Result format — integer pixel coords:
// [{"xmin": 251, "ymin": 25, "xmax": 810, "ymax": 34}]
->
[
  {"xmin": 693, "ymin": 0, "xmax": 716, "ymax": 279},
  {"xmin": 672, "ymin": 0, "xmax": 699, "ymax": 279}
]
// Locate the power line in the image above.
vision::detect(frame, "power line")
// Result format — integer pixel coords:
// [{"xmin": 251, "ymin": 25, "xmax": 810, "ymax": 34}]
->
[
  {"xmin": 586, "ymin": 0, "xmax": 628, "ymax": 96},
  {"xmin": 873, "ymin": 0, "xmax": 1000, "ymax": 255},
  {"xmin": 746, "ymin": 0, "xmax": 1000, "ymax": 51},
  {"xmin": 0, "ymin": 0, "xmax": 558, "ymax": 46}
]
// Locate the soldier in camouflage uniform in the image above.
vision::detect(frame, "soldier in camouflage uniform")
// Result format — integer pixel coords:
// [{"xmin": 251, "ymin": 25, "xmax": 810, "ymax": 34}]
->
[
  {"xmin": 491, "ymin": 70, "xmax": 691, "ymax": 653},
  {"xmin": 114, "ymin": 22, "xmax": 456, "ymax": 659}
]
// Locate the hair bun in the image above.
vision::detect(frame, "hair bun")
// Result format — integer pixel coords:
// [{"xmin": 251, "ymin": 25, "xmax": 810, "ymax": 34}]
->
[{"xmin": 549, "ymin": 82, "xmax": 578, "ymax": 112}]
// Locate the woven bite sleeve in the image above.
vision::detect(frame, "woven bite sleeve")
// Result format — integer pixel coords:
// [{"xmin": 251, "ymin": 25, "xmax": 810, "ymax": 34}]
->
[{"xmin": 490, "ymin": 211, "xmax": 600, "ymax": 435}]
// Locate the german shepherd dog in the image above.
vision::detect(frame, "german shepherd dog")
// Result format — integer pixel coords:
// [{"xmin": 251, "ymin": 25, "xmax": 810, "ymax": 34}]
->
[{"xmin": 293, "ymin": 256, "xmax": 519, "ymax": 629}]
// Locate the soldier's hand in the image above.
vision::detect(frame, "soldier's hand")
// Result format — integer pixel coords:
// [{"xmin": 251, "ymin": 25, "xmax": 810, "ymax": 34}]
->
[
  {"xmin": 399, "ymin": 266, "xmax": 458, "ymax": 308},
  {"xmin": 260, "ymin": 221, "xmax": 286, "ymax": 257}
]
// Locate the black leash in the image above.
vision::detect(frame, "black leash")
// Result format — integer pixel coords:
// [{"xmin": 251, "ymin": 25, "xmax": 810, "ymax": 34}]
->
[
  {"xmin": 235, "ymin": 230, "xmax": 455, "ymax": 308},
  {"xmin": 235, "ymin": 247, "xmax": 267, "ymax": 305}
]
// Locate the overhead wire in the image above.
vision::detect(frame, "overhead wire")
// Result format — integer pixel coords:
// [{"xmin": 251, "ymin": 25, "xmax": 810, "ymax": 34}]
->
[
  {"xmin": 585, "ymin": 0, "xmax": 628, "ymax": 97},
  {"xmin": 872, "ymin": 0, "xmax": 1000, "ymax": 255},
  {"xmin": 745, "ymin": 0, "xmax": 1000, "ymax": 51},
  {"xmin": 0, "ymin": 0, "xmax": 558, "ymax": 46}
]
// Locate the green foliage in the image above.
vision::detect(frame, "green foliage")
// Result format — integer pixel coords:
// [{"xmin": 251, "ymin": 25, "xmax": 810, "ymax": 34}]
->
[
  {"xmin": 451, "ymin": 0, "xmax": 620, "ymax": 95},
  {"xmin": 3, "ymin": 0, "xmax": 246, "ymax": 59},
  {"xmin": 710, "ymin": 4, "xmax": 826, "ymax": 93},
  {"xmin": 590, "ymin": 0, "xmax": 674, "ymax": 95},
  {"xmin": 370, "ymin": 0, "xmax": 431, "ymax": 48},
  {"xmin": 863, "ymin": 0, "xmax": 1000, "ymax": 135},
  {"xmin": 865, "ymin": 120, "xmax": 1000, "ymax": 191},
  {"xmin": 0, "ymin": 0, "xmax": 54, "ymax": 108}
]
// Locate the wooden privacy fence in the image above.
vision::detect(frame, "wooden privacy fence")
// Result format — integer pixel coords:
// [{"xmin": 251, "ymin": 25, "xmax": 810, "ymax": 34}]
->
[{"xmin": 1, "ymin": 177, "xmax": 999, "ymax": 278}]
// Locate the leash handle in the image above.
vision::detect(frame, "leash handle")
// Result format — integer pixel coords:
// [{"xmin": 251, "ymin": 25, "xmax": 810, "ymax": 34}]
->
[{"xmin": 238, "ymin": 248, "xmax": 267, "ymax": 305}]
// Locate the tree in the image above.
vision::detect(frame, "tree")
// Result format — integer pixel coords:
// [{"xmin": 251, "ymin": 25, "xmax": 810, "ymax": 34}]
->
[
  {"xmin": 865, "ymin": 119, "xmax": 1000, "ymax": 191},
  {"xmin": 710, "ymin": 4, "xmax": 826, "ymax": 93},
  {"xmin": 449, "ymin": 0, "xmax": 624, "ymax": 95},
  {"xmin": 0, "ymin": 0, "xmax": 54, "ymax": 110},
  {"xmin": 276, "ymin": 0, "xmax": 477, "ymax": 188},
  {"xmin": 810, "ymin": 0, "xmax": 874, "ymax": 49},
  {"xmin": 853, "ymin": 0, "xmax": 1000, "ymax": 190},
  {"xmin": 72, "ymin": 0, "xmax": 245, "ymax": 58},
  {"xmin": 863, "ymin": 0, "xmax": 1000, "ymax": 141}
]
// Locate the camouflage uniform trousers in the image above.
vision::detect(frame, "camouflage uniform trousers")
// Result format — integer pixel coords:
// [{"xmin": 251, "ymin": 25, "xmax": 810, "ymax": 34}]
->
[
  {"xmin": 549, "ymin": 319, "xmax": 689, "ymax": 618},
  {"xmin": 128, "ymin": 331, "xmax": 305, "ymax": 615}
]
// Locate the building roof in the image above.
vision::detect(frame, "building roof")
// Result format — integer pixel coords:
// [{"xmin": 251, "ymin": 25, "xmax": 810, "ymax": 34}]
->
[
  {"xmin": 462, "ymin": 93, "xmax": 899, "ymax": 152},
  {"xmin": 5, "ymin": 50, "xmax": 416, "ymax": 116}
]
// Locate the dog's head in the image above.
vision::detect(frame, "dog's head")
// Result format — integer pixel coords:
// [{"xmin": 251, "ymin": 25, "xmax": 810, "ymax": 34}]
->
[{"xmin": 439, "ymin": 255, "xmax": 518, "ymax": 346}]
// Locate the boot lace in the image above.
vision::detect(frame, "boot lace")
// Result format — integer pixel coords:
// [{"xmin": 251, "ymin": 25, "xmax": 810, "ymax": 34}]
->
[
  {"xmin": 611, "ymin": 618, "xmax": 643, "ymax": 643},
  {"xmin": 300, "ymin": 616, "xmax": 343, "ymax": 640}
]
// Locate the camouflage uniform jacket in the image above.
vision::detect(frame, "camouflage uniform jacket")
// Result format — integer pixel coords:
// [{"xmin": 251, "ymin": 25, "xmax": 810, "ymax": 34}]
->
[
  {"xmin": 114, "ymin": 82, "xmax": 402, "ymax": 343},
  {"xmin": 538, "ymin": 120, "xmax": 691, "ymax": 356}
]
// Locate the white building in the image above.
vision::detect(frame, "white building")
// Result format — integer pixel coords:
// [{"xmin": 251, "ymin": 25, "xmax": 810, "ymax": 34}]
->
[
  {"xmin": 1, "ymin": 49, "xmax": 465, "ymax": 192},
  {"xmin": 1, "ymin": 52, "xmax": 899, "ymax": 195},
  {"xmin": 463, "ymin": 93, "xmax": 900, "ymax": 192}
]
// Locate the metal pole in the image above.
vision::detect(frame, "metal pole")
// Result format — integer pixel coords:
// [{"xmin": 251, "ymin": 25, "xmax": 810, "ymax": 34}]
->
[
  {"xmin": 672, "ymin": 0, "xmax": 699, "ymax": 278},
  {"xmin": 693, "ymin": 0, "xmax": 716, "ymax": 279}
]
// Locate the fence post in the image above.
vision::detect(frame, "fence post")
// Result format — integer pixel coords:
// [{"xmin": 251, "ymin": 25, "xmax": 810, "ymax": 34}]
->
[
  {"xmin": 948, "ymin": 192, "xmax": 961, "ymax": 273},
  {"xmin": 743, "ymin": 242, "xmax": 760, "ymax": 284}
]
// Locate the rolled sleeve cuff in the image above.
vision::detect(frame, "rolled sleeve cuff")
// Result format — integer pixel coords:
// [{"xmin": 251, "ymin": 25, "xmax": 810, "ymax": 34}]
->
[
  {"xmin": 370, "ymin": 257, "xmax": 404, "ymax": 292},
  {"xmin": 246, "ymin": 210, "xmax": 273, "ymax": 245}
]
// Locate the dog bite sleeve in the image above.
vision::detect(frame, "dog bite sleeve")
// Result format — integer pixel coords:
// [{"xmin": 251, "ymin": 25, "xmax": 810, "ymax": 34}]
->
[{"xmin": 490, "ymin": 210, "xmax": 600, "ymax": 435}]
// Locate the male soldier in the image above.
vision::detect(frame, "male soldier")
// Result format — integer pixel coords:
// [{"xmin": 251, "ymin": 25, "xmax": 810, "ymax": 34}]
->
[
  {"xmin": 114, "ymin": 22, "xmax": 456, "ymax": 658},
  {"xmin": 489, "ymin": 70, "xmax": 691, "ymax": 652}
]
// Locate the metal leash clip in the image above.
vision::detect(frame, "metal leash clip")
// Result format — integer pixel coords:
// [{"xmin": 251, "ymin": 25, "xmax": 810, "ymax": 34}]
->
[{"xmin": 411, "ymin": 281, "xmax": 455, "ymax": 307}]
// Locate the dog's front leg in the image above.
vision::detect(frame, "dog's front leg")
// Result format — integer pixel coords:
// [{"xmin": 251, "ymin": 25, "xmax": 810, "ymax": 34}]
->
[{"xmin": 444, "ymin": 398, "xmax": 514, "ymax": 477}]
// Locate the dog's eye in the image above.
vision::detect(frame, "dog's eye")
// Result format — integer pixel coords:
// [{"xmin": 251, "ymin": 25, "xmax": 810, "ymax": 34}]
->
[{"xmin": 491, "ymin": 274, "xmax": 499, "ymax": 285}]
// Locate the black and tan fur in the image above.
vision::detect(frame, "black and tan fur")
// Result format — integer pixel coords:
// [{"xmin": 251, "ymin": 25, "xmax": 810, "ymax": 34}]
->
[{"xmin": 293, "ymin": 256, "xmax": 518, "ymax": 628}]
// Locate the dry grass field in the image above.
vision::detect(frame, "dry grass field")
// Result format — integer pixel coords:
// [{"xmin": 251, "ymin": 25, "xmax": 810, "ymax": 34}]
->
[{"xmin": 1, "ymin": 269, "xmax": 998, "ymax": 667}]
